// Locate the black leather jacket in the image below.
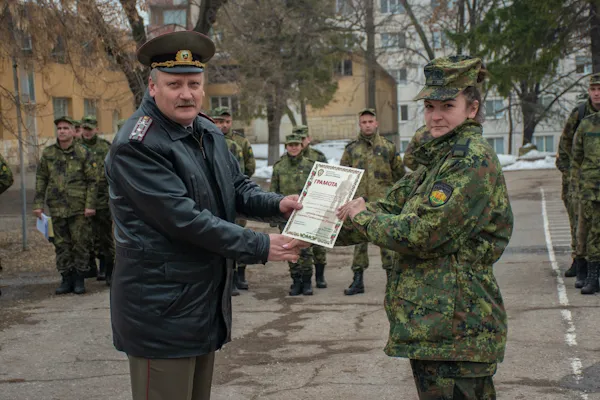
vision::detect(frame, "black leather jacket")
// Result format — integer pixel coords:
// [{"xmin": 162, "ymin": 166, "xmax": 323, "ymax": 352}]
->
[{"xmin": 105, "ymin": 93, "xmax": 284, "ymax": 358}]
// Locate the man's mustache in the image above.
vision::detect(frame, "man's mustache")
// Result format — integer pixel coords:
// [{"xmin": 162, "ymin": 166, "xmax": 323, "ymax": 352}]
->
[{"xmin": 176, "ymin": 101, "xmax": 196, "ymax": 107}]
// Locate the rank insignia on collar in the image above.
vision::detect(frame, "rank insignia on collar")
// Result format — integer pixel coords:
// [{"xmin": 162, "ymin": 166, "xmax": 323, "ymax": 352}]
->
[
  {"xmin": 429, "ymin": 182, "xmax": 453, "ymax": 207},
  {"xmin": 129, "ymin": 116, "xmax": 153, "ymax": 142}
]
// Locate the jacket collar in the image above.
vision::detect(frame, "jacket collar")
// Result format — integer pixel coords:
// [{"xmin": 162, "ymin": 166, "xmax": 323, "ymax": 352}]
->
[
  {"xmin": 82, "ymin": 135, "xmax": 98, "ymax": 146},
  {"xmin": 358, "ymin": 131, "xmax": 379, "ymax": 145},
  {"xmin": 412, "ymin": 120, "xmax": 482, "ymax": 167}
]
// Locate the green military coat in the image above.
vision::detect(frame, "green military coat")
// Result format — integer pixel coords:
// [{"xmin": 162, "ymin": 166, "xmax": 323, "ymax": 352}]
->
[
  {"xmin": 572, "ymin": 112, "xmax": 600, "ymax": 201},
  {"xmin": 225, "ymin": 130, "xmax": 255, "ymax": 177},
  {"xmin": 303, "ymin": 145, "xmax": 328, "ymax": 163},
  {"xmin": 403, "ymin": 125, "xmax": 432, "ymax": 171},
  {"xmin": 225, "ymin": 137, "xmax": 245, "ymax": 174},
  {"xmin": 270, "ymin": 153, "xmax": 314, "ymax": 196},
  {"xmin": 82, "ymin": 134, "xmax": 111, "ymax": 210}
]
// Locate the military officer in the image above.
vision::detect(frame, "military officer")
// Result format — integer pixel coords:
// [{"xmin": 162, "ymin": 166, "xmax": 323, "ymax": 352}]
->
[
  {"xmin": 33, "ymin": 116, "xmax": 98, "ymax": 295},
  {"xmin": 403, "ymin": 125, "xmax": 432, "ymax": 171},
  {"xmin": 213, "ymin": 106, "xmax": 256, "ymax": 291},
  {"xmin": 556, "ymin": 73, "xmax": 600, "ymax": 282},
  {"xmin": 81, "ymin": 115, "xmax": 115, "ymax": 285},
  {"xmin": 73, "ymin": 120, "xmax": 83, "ymax": 139},
  {"xmin": 0, "ymin": 152, "xmax": 14, "ymax": 295},
  {"xmin": 336, "ymin": 56, "xmax": 513, "ymax": 399},
  {"xmin": 293, "ymin": 124, "xmax": 329, "ymax": 289},
  {"xmin": 339, "ymin": 108, "xmax": 405, "ymax": 295},
  {"xmin": 271, "ymin": 134, "xmax": 316, "ymax": 296}
]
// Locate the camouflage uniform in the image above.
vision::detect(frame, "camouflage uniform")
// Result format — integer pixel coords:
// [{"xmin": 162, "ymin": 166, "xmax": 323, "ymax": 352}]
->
[
  {"xmin": 340, "ymin": 130, "xmax": 405, "ymax": 273},
  {"xmin": 571, "ymin": 112, "xmax": 600, "ymax": 294},
  {"xmin": 33, "ymin": 142, "xmax": 98, "ymax": 275},
  {"xmin": 403, "ymin": 125, "xmax": 432, "ymax": 171},
  {"xmin": 226, "ymin": 137, "xmax": 245, "ymax": 174},
  {"xmin": 338, "ymin": 57, "xmax": 513, "ymax": 398},
  {"xmin": 0, "ymin": 153, "xmax": 14, "ymax": 196}
]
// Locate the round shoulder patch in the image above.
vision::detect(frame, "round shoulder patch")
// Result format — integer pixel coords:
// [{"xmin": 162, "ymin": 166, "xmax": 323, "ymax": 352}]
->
[{"xmin": 429, "ymin": 182, "xmax": 453, "ymax": 207}]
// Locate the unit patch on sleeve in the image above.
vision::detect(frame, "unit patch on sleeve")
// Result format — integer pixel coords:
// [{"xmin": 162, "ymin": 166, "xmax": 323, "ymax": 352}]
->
[
  {"xmin": 429, "ymin": 182, "xmax": 453, "ymax": 207},
  {"xmin": 129, "ymin": 116, "xmax": 153, "ymax": 142}
]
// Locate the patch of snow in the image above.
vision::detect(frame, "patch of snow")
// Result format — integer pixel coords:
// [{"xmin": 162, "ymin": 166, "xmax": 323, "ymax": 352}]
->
[
  {"xmin": 517, "ymin": 150, "xmax": 556, "ymax": 161},
  {"xmin": 497, "ymin": 154, "xmax": 517, "ymax": 167},
  {"xmin": 253, "ymin": 159, "xmax": 273, "ymax": 179},
  {"xmin": 252, "ymin": 144, "xmax": 285, "ymax": 159},
  {"xmin": 503, "ymin": 156, "xmax": 557, "ymax": 171}
]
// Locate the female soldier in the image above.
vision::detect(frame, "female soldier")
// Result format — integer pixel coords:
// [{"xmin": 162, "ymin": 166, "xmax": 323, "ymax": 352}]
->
[{"xmin": 336, "ymin": 56, "xmax": 513, "ymax": 399}]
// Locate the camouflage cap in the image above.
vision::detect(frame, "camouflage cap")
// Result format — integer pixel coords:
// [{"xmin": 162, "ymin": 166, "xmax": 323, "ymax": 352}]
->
[
  {"xmin": 210, "ymin": 108, "xmax": 226, "ymax": 120},
  {"xmin": 214, "ymin": 106, "xmax": 232, "ymax": 117},
  {"xmin": 358, "ymin": 108, "xmax": 376, "ymax": 117},
  {"xmin": 292, "ymin": 124, "xmax": 309, "ymax": 137},
  {"xmin": 414, "ymin": 55, "xmax": 482, "ymax": 101},
  {"xmin": 590, "ymin": 73, "xmax": 600, "ymax": 86},
  {"xmin": 53, "ymin": 116, "xmax": 75, "ymax": 126},
  {"xmin": 72, "ymin": 119, "xmax": 81, "ymax": 128},
  {"xmin": 285, "ymin": 134, "xmax": 303, "ymax": 145},
  {"xmin": 81, "ymin": 115, "xmax": 98, "ymax": 129}
]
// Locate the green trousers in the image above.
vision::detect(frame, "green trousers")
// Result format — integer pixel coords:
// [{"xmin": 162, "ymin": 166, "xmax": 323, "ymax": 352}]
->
[
  {"xmin": 52, "ymin": 215, "xmax": 92, "ymax": 274},
  {"xmin": 351, "ymin": 242, "xmax": 394, "ymax": 272}
]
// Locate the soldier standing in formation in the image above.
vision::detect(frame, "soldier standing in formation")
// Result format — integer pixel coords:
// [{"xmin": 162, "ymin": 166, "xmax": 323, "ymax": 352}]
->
[
  {"xmin": 33, "ymin": 116, "xmax": 98, "ymax": 295},
  {"xmin": 336, "ymin": 56, "xmax": 513, "ymax": 399},
  {"xmin": 571, "ymin": 74, "xmax": 600, "ymax": 295},
  {"xmin": 271, "ymin": 133, "xmax": 316, "ymax": 296},
  {"xmin": 557, "ymin": 73, "xmax": 600, "ymax": 287},
  {"xmin": 0, "ymin": 152, "xmax": 14, "ymax": 296},
  {"xmin": 213, "ymin": 106, "xmax": 256, "ymax": 293},
  {"xmin": 403, "ymin": 125, "xmax": 432, "ymax": 171},
  {"xmin": 73, "ymin": 120, "xmax": 83, "ymax": 140},
  {"xmin": 295, "ymin": 124, "xmax": 329, "ymax": 289},
  {"xmin": 81, "ymin": 115, "xmax": 115, "ymax": 285},
  {"xmin": 339, "ymin": 108, "xmax": 405, "ymax": 295}
]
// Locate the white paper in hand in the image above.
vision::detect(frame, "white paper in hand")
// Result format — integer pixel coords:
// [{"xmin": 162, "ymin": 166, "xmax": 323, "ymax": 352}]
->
[{"xmin": 36, "ymin": 213, "xmax": 50, "ymax": 240}]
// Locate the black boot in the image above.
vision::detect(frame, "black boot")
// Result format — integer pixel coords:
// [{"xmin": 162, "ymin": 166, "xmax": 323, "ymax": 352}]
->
[
  {"xmin": 315, "ymin": 264, "xmax": 327, "ymax": 288},
  {"xmin": 237, "ymin": 266, "xmax": 249, "ymax": 290},
  {"xmin": 581, "ymin": 262, "xmax": 599, "ymax": 295},
  {"xmin": 344, "ymin": 271, "xmax": 364, "ymax": 295},
  {"xmin": 73, "ymin": 272, "xmax": 86, "ymax": 295},
  {"xmin": 575, "ymin": 258, "xmax": 588, "ymax": 289},
  {"xmin": 564, "ymin": 259, "xmax": 577, "ymax": 278},
  {"xmin": 231, "ymin": 270, "xmax": 240, "ymax": 296},
  {"xmin": 289, "ymin": 274, "xmax": 303, "ymax": 296},
  {"xmin": 85, "ymin": 257, "xmax": 98, "ymax": 279},
  {"xmin": 302, "ymin": 274, "xmax": 313, "ymax": 296},
  {"xmin": 97, "ymin": 256, "xmax": 106, "ymax": 281},
  {"xmin": 105, "ymin": 259, "xmax": 114, "ymax": 287},
  {"xmin": 55, "ymin": 271, "xmax": 74, "ymax": 295}
]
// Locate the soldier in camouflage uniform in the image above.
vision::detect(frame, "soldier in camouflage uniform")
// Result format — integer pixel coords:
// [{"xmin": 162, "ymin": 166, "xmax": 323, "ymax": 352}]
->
[
  {"xmin": 294, "ymin": 124, "xmax": 329, "ymax": 289},
  {"xmin": 73, "ymin": 120, "xmax": 83, "ymax": 140},
  {"xmin": 403, "ymin": 125, "xmax": 432, "ymax": 171},
  {"xmin": 213, "ymin": 106, "xmax": 256, "ymax": 291},
  {"xmin": 339, "ymin": 108, "xmax": 405, "ymax": 295},
  {"xmin": 33, "ymin": 116, "xmax": 98, "ymax": 295},
  {"xmin": 571, "ymin": 108, "xmax": 600, "ymax": 295},
  {"xmin": 81, "ymin": 115, "xmax": 115, "ymax": 285},
  {"xmin": 556, "ymin": 73, "xmax": 600, "ymax": 282},
  {"xmin": 0, "ymin": 152, "xmax": 14, "ymax": 295},
  {"xmin": 271, "ymin": 134, "xmax": 315, "ymax": 296},
  {"xmin": 336, "ymin": 56, "xmax": 513, "ymax": 399}
]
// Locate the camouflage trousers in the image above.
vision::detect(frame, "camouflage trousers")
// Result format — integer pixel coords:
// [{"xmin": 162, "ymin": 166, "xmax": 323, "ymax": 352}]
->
[
  {"xmin": 52, "ymin": 215, "xmax": 92, "ymax": 274},
  {"xmin": 351, "ymin": 242, "xmax": 394, "ymax": 272},
  {"xmin": 577, "ymin": 200, "xmax": 600, "ymax": 262},
  {"xmin": 91, "ymin": 208, "xmax": 115, "ymax": 262},
  {"xmin": 410, "ymin": 359, "xmax": 497, "ymax": 400},
  {"xmin": 313, "ymin": 245, "xmax": 327, "ymax": 266},
  {"xmin": 236, "ymin": 218, "xmax": 247, "ymax": 269},
  {"xmin": 561, "ymin": 175, "xmax": 578, "ymax": 259}
]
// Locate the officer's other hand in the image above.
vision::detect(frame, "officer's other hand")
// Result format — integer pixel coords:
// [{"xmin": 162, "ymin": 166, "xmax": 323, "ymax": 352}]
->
[
  {"xmin": 84, "ymin": 208, "xmax": 96, "ymax": 217},
  {"xmin": 336, "ymin": 197, "xmax": 367, "ymax": 221},
  {"xmin": 279, "ymin": 195, "xmax": 302, "ymax": 218},
  {"xmin": 33, "ymin": 209, "xmax": 43, "ymax": 219},
  {"xmin": 268, "ymin": 234, "xmax": 302, "ymax": 262}
]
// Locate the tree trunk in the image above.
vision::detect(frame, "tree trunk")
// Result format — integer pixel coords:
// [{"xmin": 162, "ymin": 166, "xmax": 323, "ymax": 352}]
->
[
  {"xmin": 591, "ymin": 0, "xmax": 600, "ymax": 73},
  {"xmin": 507, "ymin": 92, "xmax": 513, "ymax": 154},
  {"xmin": 519, "ymin": 84, "xmax": 539, "ymax": 147},
  {"xmin": 266, "ymin": 90, "xmax": 284, "ymax": 165},
  {"xmin": 300, "ymin": 98, "xmax": 308, "ymax": 125},
  {"xmin": 457, "ymin": 0, "xmax": 465, "ymax": 55},
  {"xmin": 399, "ymin": 0, "xmax": 435, "ymax": 60},
  {"xmin": 193, "ymin": 0, "xmax": 227, "ymax": 35},
  {"xmin": 285, "ymin": 104, "xmax": 297, "ymax": 127},
  {"xmin": 365, "ymin": 0, "xmax": 377, "ymax": 109},
  {"xmin": 468, "ymin": 0, "xmax": 478, "ymax": 55}
]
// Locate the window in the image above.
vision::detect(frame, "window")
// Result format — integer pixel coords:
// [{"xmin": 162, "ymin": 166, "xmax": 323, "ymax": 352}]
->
[
  {"xmin": 19, "ymin": 66, "xmax": 35, "ymax": 103},
  {"xmin": 53, "ymin": 97, "xmax": 70, "ymax": 119},
  {"xmin": 432, "ymin": 0, "xmax": 456, "ymax": 9},
  {"xmin": 533, "ymin": 135, "xmax": 554, "ymax": 152},
  {"xmin": 173, "ymin": 0, "xmax": 187, "ymax": 4},
  {"xmin": 381, "ymin": 0, "xmax": 405, "ymax": 14},
  {"xmin": 432, "ymin": 31, "xmax": 446, "ymax": 50},
  {"xmin": 210, "ymin": 96, "xmax": 239, "ymax": 115},
  {"xmin": 84, "ymin": 99, "xmax": 98, "ymax": 118},
  {"xmin": 335, "ymin": 59, "xmax": 353, "ymax": 76},
  {"xmin": 22, "ymin": 34, "xmax": 32, "ymax": 54},
  {"xmin": 486, "ymin": 137, "xmax": 505, "ymax": 154},
  {"xmin": 399, "ymin": 105, "xmax": 409, "ymax": 121},
  {"xmin": 400, "ymin": 140, "xmax": 410, "ymax": 152},
  {"xmin": 381, "ymin": 33, "xmax": 406, "ymax": 48},
  {"xmin": 51, "ymin": 36, "xmax": 66, "ymax": 64},
  {"xmin": 389, "ymin": 68, "xmax": 407, "ymax": 85},
  {"xmin": 112, "ymin": 110, "xmax": 121, "ymax": 133},
  {"xmin": 163, "ymin": 9, "xmax": 186, "ymax": 26},
  {"xmin": 538, "ymin": 95, "xmax": 554, "ymax": 109},
  {"xmin": 485, "ymin": 99, "xmax": 504, "ymax": 119},
  {"xmin": 576, "ymin": 56, "xmax": 592, "ymax": 74}
]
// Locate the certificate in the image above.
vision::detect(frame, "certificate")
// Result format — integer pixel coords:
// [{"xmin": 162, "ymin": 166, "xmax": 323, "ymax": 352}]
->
[{"xmin": 282, "ymin": 162, "xmax": 363, "ymax": 248}]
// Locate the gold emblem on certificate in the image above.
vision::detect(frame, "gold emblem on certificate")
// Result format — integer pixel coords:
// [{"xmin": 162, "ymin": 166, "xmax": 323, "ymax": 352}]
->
[{"xmin": 282, "ymin": 162, "xmax": 363, "ymax": 248}]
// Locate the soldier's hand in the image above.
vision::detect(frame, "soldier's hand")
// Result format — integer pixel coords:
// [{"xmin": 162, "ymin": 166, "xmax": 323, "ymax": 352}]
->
[
  {"xmin": 337, "ymin": 197, "xmax": 367, "ymax": 221},
  {"xmin": 268, "ymin": 234, "xmax": 309, "ymax": 262},
  {"xmin": 279, "ymin": 195, "xmax": 303, "ymax": 218},
  {"xmin": 32, "ymin": 209, "xmax": 43, "ymax": 219},
  {"xmin": 84, "ymin": 208, "xmax": 96, "ymax": 217}
]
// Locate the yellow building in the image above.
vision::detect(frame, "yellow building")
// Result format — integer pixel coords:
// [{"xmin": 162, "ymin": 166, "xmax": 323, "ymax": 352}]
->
[{"xmin": 0, "ymin": 58, "xmax": 135, "ymax": 166}]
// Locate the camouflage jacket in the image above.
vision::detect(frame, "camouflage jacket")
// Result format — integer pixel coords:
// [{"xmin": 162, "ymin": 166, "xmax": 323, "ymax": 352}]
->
[
  {"xmin": 403, "ymin": 125, "xmax": 432, "ymax": 171},
  {"xmin": 33, "ymin": 142, "xmax": 98, "ymax": 217},
  {"xmin": 556, "ymin": 99, "xmax": 598, "ymax": 175},
  {"xmin": 340, "ymin": 132, "xmax": 405, "ymax": 200},
  {"xmin": 226, "ymin": 137, "xmax": 245, "ymax": 174},
  {"xmin": 82, "ymin": 134, "xmax": 111, "ymax": 209},
  {"xmin": 303, "ymin": 145, "xmax": 328, "ymax": 163},
  {"xmin": 571, "ymin": 112, "xmax": 600, "ymax": 201},
  {"xmin": 337, "ymin": 120, "xmax": 513, "ymax": 363},
  {"xmin": 225, "ymin": 130, "xmax": 255, "ymax": 177},
  {"xmin": 0, "ymin": 153, "xmax": 14, "ymax": 196},
  {"xmin": 270, "ymin": 153, "xmax": 314, "ymax": 196}
]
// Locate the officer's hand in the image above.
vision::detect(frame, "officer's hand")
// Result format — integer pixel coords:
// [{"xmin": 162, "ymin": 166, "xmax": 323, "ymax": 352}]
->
[
  {"xmin": 267, "ymin": 234, "xmax": 309, "ymax": 262},
  {"xmin": 84, "ymin": 208, "xmax": 96, "ymax": 217},
  {"xmin": 337, "ymin": 197, "xmax": 367, "ymax": 221},
  {"xmin": 33, "ymin": 209, "xmax": 43, "ymax": 219},
  {"xmin": 279, "ymin": 195, "xmax": 303, "ymax": 218}
]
